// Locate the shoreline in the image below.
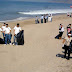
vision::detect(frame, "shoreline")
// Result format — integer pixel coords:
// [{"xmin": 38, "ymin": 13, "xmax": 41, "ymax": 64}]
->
[
  {"xmin": 0, "ymin": 13, "xmax": 68, "ymax": 29},
  {"xmin": 0, "ymin": 13, "xmax": 67, "ymax": 23}
]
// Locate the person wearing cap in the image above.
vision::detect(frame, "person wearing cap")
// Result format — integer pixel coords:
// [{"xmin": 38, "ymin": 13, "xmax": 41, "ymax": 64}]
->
[
  {"xmin": 4, "ymin": 24, "xmax": 11, "ymax": 45},
  {"xmin": 59, "ymin": 24, "xmax": 64, "ymax": 39},
  {"xmin": 62, "ymin": 33, "xmax": 72, "ymax": 60},
  {"xmin": 13, "ymin": 23, "xmax": 21, "ymax": 45},
  {"xmin": 1, "ymin": 23, "xmax": 6, "ymax": 40}
]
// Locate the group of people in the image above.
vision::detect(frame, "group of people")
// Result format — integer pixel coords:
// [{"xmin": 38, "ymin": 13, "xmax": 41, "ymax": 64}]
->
[
  {"xmin": 62, "ymin": 24, "xmax": 72, "ymax": 60},
  {"xmin": 56, "ymin": 24, "xmax": 72, "ymax": 60},
  {"xmin": 35, "ymin": 14, "xmax": 52, "ymax": 24},
  {"xmin": 0, "ymin": 23, "xmax": 22, "ymax": 45}
]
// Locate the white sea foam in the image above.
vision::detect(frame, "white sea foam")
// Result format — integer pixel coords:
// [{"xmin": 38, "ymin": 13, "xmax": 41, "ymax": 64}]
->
[
  {"xmin": 0, "ymin": 17, "xmax": 30, "ymax": 23},
  {"xmin": 18, "ymin": 9, "xmax": 72, "ymax": 15}
]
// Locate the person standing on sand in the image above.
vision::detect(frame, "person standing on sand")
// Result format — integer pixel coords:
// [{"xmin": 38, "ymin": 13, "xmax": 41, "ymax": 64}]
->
[
  {"xmin": 41, "ymin": 15, "xmax": 44, "ymax": 23},
  {"xmin": 59, "ymin": 24, "xmax": 64, "ymax": 39},
  {"xmin": 35, "ymin": 16, "xmax": 39, "ymax": 24},
  {"xmin": 46, "ymin": 14, "xmax": 48, "ymax": 22},
  {"xmin": 62, "ymin": 33, "xmax": 72, "ymax": 60},
  {"xmin": 4, "ymin": 24, "xmax": 11, "ymax": 45},
  {"xmin": 13, "ymin": 23, "xmax": 21, "ymax": 45},
  {"xmin": 1, "ymin": 23, "xmax": 6, "ymax": 40}
]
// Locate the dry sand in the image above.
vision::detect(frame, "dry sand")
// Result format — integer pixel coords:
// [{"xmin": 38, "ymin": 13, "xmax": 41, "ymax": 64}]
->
[{"xmin": 0, "ymin": 14, "xmax": 72, "ymax": 72}]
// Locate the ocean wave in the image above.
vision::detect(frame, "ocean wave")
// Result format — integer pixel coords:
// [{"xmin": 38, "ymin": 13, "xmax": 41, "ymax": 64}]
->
[
  {"xmin": 18, "ymin": 9, "xmax": 72, "ymax": 15},
  {"xmin": 0, "ymin": 17, "xmax": 30, "ymax": 22}
]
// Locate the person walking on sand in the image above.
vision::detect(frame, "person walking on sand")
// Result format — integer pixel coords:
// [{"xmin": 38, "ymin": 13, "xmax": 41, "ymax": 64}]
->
[
  {"xmin": 62, "ymin": 33, "xmax": 72, "ymax": 60},
  {"xmin": 41, "ymin": 15, "xmax": 44, "ymax": 23},
  {"xmin": 59, "ymin": 24, "xmax": 64, "ymax": 39},
  {"xmin": 1, "ymin": 23, "xmax": 6, "ymax": 40},
  {"xmin": 13, "ymin": 23, "xmax": 21, "ymax": 45},
  {"xmin": 4, "ymin": 24, "xmax": 11, "ymax": 45}
]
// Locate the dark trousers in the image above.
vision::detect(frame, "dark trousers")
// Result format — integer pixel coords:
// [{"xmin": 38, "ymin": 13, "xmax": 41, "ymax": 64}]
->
[
  {"xmin": 44, "ymin": 18, "xmax": 46, "ymax": 23},
  {"xmin": 59, "ymin": 32, "xmax": 63, "ymax": 38},
  {"xmin": 64, "ymin": 46, "xmax": 71, "ymax": 59},
  {"xmin": 41, "ymin": 19, "xmax": 43, "ymax": 23}
]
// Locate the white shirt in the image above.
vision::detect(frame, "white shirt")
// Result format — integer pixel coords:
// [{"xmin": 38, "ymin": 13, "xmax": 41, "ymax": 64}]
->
[
  {"xmin": 48, "ymin": 17, "xmax": 52, "ymax": 21},
  {"xmin": 2, "ymin": 26, "xmax": 6, "ymax": 32},
  {"xmin": 41, "ymin": 16, "xmax": 44, "ymax": 19},
  {"xmin": 45, "ymin": 16, "xmax": 47, "ymax": 19},
  {"xmin": 0, "ymin": 28, "xmax": 2, "ymax": 32},
  {"xmin": 14, "ymin": 26, "xmax": 21, "ymax": 35},
  {"xmin": 35, "ymin": 17, "xmax": 38, "ymax": 20},
  {"xmin": 65, "ymin": 37, "xmax": 72, "ymax": 46},
  {"xmin": 60, "ymin": 27, "xmax": 64, "ymax": 32},
  {"xmin": 4, "ymin": 27, "xmax": 11, "ymax": 34}
]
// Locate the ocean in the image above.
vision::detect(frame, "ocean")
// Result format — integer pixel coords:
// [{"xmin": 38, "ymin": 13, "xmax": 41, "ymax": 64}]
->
[{"xmin": 0, "ymin": 1, "xmax": 72, "ymax": 22}]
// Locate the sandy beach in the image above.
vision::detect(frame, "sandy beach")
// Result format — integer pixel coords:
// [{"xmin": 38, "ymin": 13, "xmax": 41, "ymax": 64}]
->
[{"xmin": 0, "ymin": 14, "xmax": 72, "ymax": 72}]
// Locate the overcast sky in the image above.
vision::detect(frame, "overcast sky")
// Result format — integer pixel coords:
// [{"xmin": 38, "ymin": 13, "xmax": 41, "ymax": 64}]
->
[{"xmin": 1, "ymin": 0, "xmax": 72, "ymax": 4}]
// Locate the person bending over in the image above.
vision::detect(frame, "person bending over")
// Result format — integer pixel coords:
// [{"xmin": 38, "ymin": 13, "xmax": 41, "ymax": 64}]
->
[{"xmin": 59, "ymin": 24, "xmax": 64, "ymax": 39}]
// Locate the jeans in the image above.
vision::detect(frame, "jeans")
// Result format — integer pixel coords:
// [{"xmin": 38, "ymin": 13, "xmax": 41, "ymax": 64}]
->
[
  {"xmin": 5, "ymin": 34, "xmax": 11, "ymax": 44},
  {"xmin": 2, "ymin": 33, "xmax": 5, "ymax": 40},
  {"xmin": 46, "ymin": 18, "xmax": 48, "ymax": 22},
  {"xmin": 14, "ymin": 35, "xmax": 18, "ymax": 45},
  {"xmin": 51, "ymin": 18, "xmax": 52, "ymax": 22},
  {"xmin": 41, "ymin": 19, "xmax": 43, "ymax": 23}
]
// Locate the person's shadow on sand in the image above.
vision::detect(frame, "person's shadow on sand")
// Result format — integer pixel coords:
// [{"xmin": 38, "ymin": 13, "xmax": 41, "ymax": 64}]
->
[
  {"xmin": 56, "ymin": 53, "xmax": 72, "ymax": 59},
  {"xmin": 55, "ymin": 34, "xmax": 65, "ymax": 39}
]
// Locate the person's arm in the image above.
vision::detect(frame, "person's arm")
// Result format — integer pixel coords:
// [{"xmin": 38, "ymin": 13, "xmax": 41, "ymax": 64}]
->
[
  {"xmin": 4, "ymin": 31, "xmax": 5, "ymax": 36},
  {"xmin": 1, "ymin": 27, "xmax": 3, "ymax": 33},
  {"xmin": 62, "ymin": 39, "xmax": 66, "ymax": 44},
  {"xmin": 8, "ymin": 27, "xmax": 11, "ymax": 34},
  {"xmin": 19, "ymin": 27, "xmax": 21, "ymax": 32},
  {"xmin": 10, "ymin": 30, "xmax": 11, "ymax": 34},
  {"xmin": 14, "ymin": 30, "xmax": 15, "ymax": 36},
  {"xmin": 0, "ymin": 28, "xmax": 2, "ymax": 32}
]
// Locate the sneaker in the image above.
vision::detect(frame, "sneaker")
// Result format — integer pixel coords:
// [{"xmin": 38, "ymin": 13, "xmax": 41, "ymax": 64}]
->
[
  {"xmin": 4, "ymin": 44, "xmax": 7, "ymax": 45},
  {"xmin": 10, "ymin": 43, "xmax": 12, "ymax": 45},
  {"xmin": 13, "ymin": 43, "xmax": 15, "ymax": 46}
]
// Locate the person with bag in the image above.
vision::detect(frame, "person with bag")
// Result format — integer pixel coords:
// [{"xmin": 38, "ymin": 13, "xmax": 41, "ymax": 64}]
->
[
  {"xmin": 13, "ymin": 23, "xmax": 21, "ymax": 45},
  {"xmin": 62, "ymin": 33, "xmax": 72, "ymax": 60}
]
